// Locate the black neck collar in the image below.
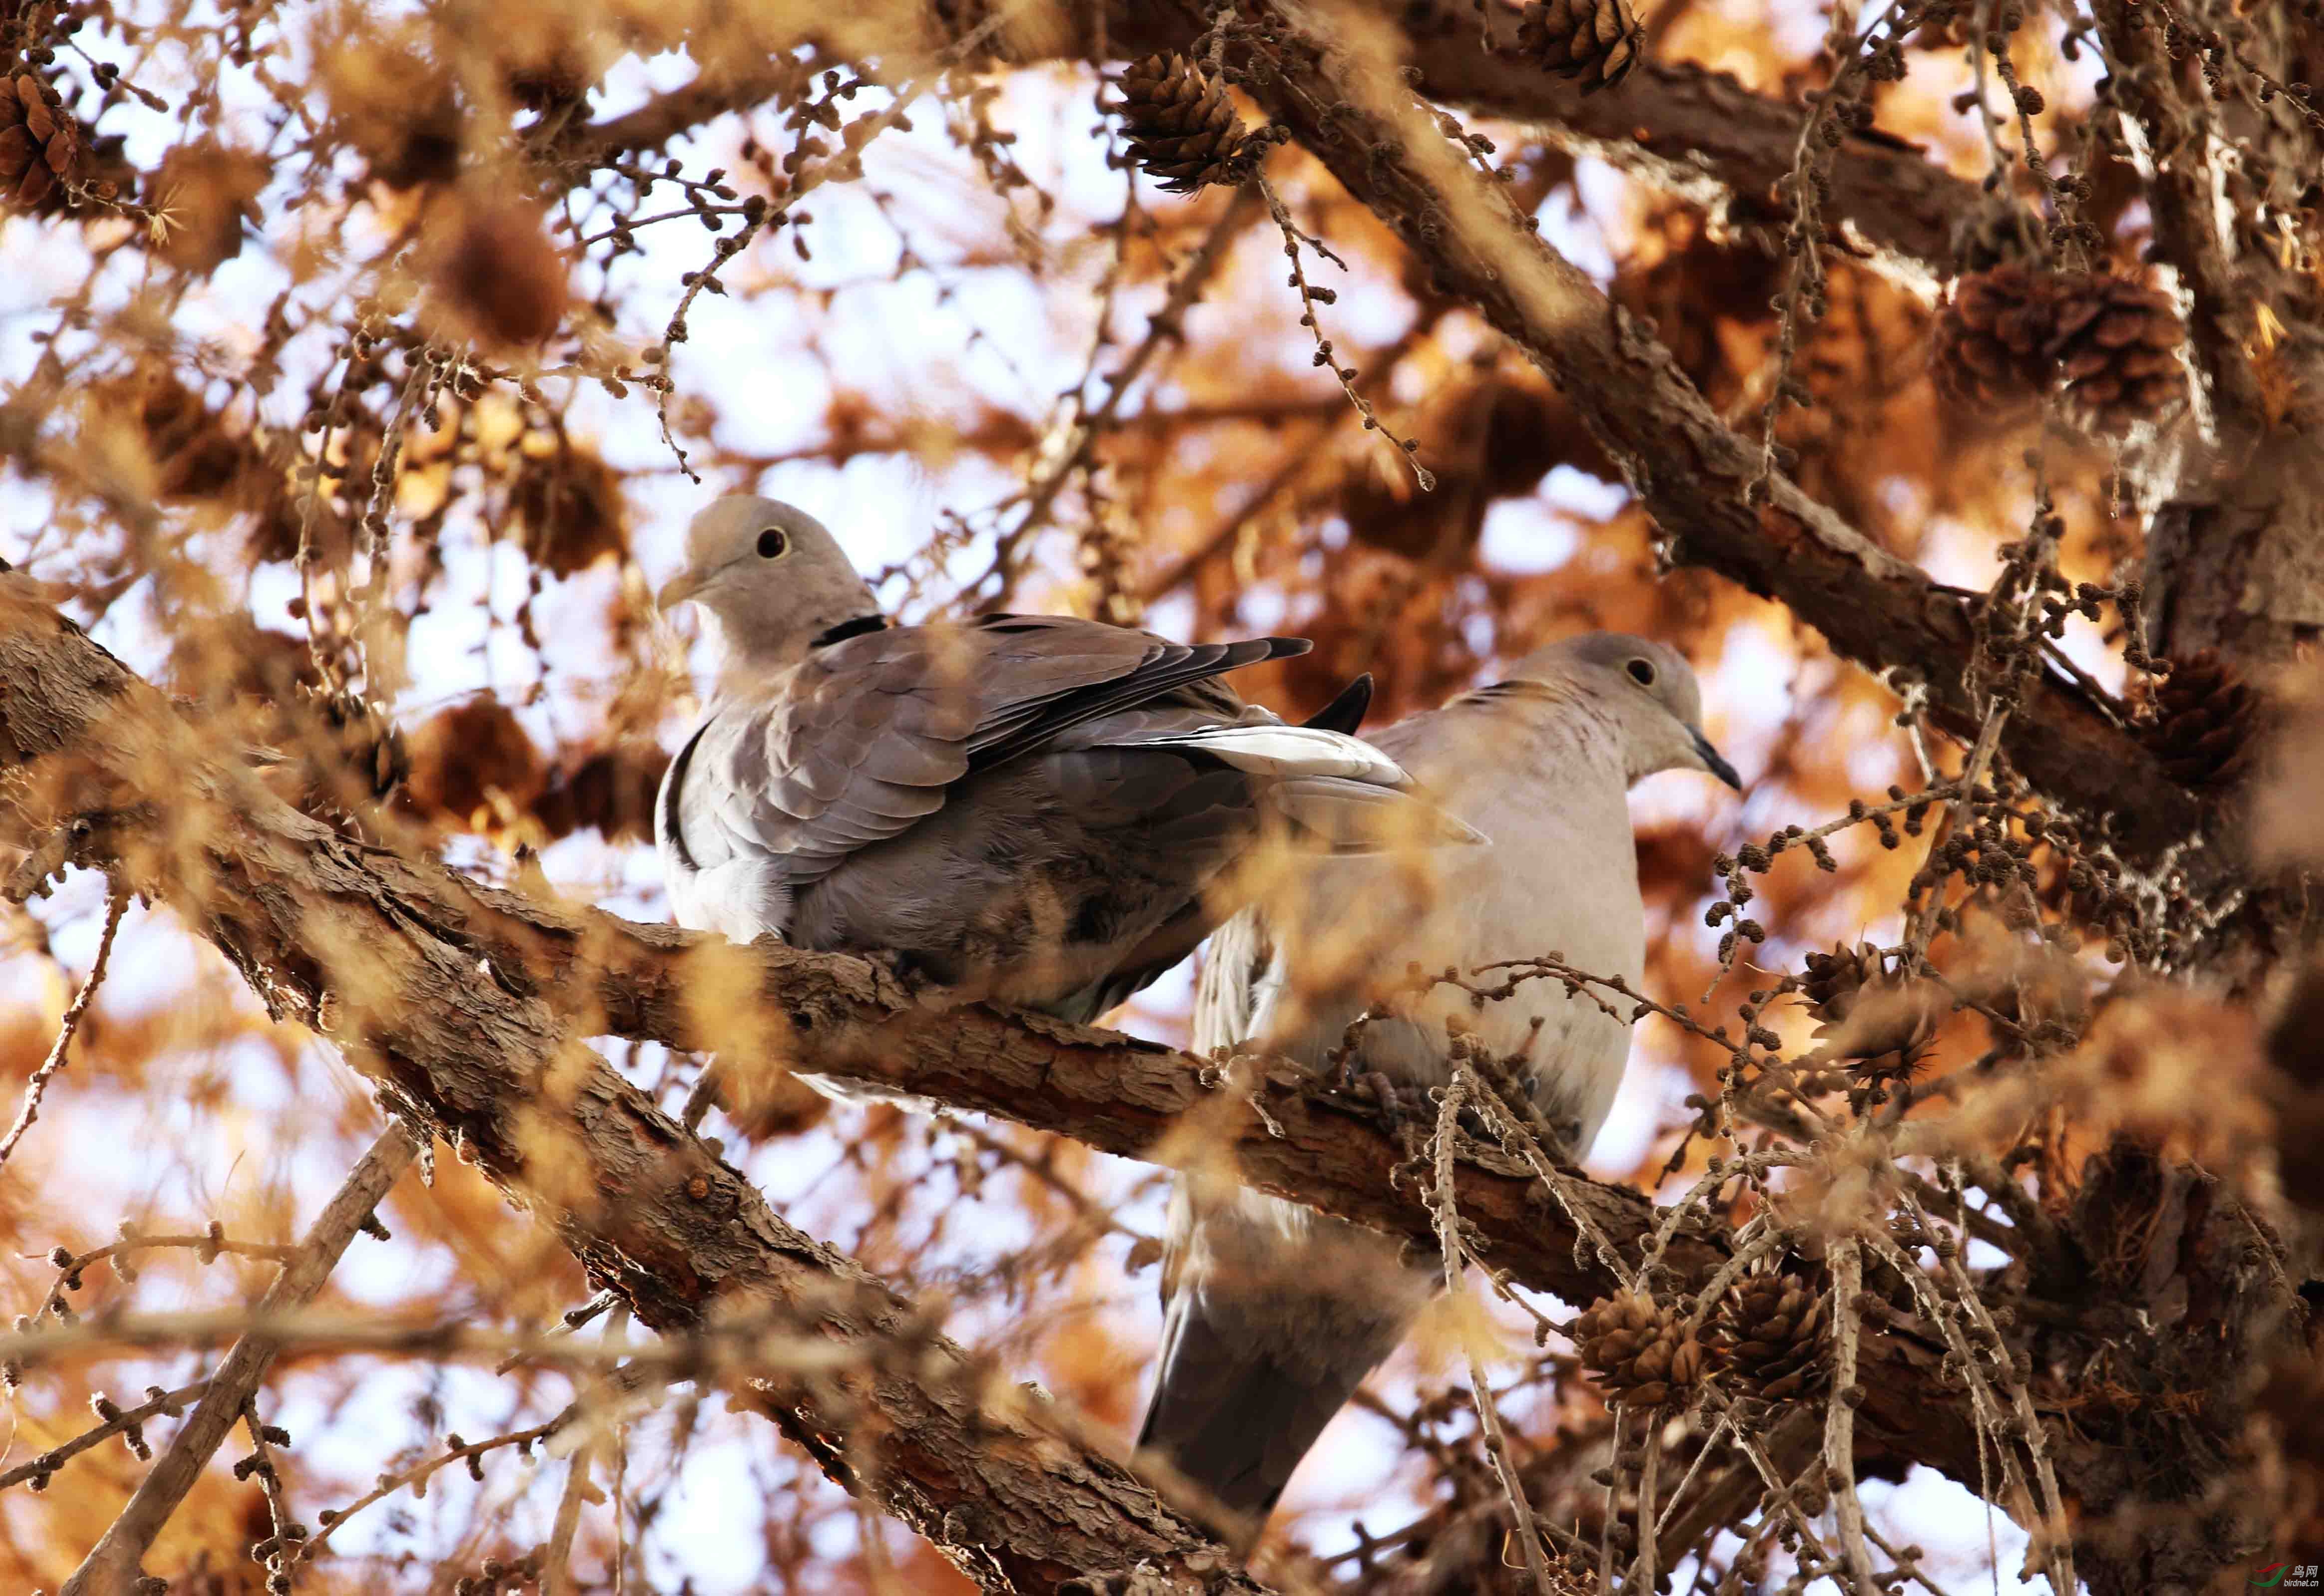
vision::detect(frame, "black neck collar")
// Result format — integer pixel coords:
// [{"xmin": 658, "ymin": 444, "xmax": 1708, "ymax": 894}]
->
[{"xmin": 810, "ymin": 614, "xmax": 889, "ymax": 650}]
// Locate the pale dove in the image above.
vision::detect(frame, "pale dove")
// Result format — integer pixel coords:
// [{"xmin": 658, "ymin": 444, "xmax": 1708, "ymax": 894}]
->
[
  {"xmin": 1139, "ymin": 633, "xmax": 1740, "ymax": 1527},
  {"xmin": 654, "ymin": 496, "xmax": 1478, "ymax": 1021}
]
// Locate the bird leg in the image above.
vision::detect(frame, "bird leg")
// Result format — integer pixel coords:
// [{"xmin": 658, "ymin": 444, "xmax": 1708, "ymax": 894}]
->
[
  {"xmin": 1352, "ymin": 1069, "xmax": 1437, "ymax": 1137},
  {"xmin": 860, "ymin": 946, "xmax": 945, "ymax": 1006}
]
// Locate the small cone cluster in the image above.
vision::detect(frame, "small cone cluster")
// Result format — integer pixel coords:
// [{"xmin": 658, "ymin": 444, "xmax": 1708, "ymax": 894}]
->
[
  {"xmin": 1934, "ymin": 265, "xmax": 2184, "ymax": 428},
  {"xmin": 1715, "ymin": 1270, "xmax": 1829, "ymax": 1401},
  {"xmin": 1516, "ymin": 0, "xmax": 1646, "ymax": 92},
  {"xmin": 2146, "ymin": 649, "xmax": 2259, "ymax": 789},
  {"xmin": 0, "ymin": 70, "xmax": 77, "ymax": 208},
  {"xmin": 1114, "ymin": 53, "xmax": 1254, "ymax": 195},
  {"xmin": 1574, "ymin": 1288, "xmax": 1704, "ymax": 1409}
]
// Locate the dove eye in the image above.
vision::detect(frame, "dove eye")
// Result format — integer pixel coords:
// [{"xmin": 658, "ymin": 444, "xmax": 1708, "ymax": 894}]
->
[
  {"xmin": 755, "ymin": 528, "xmax": 789, "ymax": 558},
  {"xmin": 1626, "ymin": 658, "xmax": 1657, "ymax": 687}
]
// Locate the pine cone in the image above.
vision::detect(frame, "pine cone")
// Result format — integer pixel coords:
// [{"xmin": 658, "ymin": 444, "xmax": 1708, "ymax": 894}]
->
[
  {"xmin": 1516, "ymin": 0, "xmax": 1646, "ymax": 92},
  {"xmin": 1574, "ymin": 1289, "xmax": 1704, "ymax": 1409},
  {"xmin": 1800, "ymin": 941, "xmax": 1883, "ymax": 1033},
  {"xmin": 1800, "ymin": 941, "xmax": 1941, "ymax": 1066},
  {"xmin": 1932, "ymin": 265, "xmax": 2056, "ymax": 412},
  {"xmin": 303, "ymin": 684, "xmax": 410, "ymax": 803},
  {"xmin": 1114, "ymin": 53, "xmax": 1251, "ymax": 195},
  {"xmin": 1714, "ymin": 1270, "xmax": 1829, "ymax": 1401},
  {"xmin": 2146, "ymin": 648, "xmax": 2258, "ymax": 788},
  {"xmin": 2045, "ymin": 272, "xmax": 2183, "ymax": 428},
  {"xmin": 0, "ymin": 71, "xmax": 80, "ymax": 208}
]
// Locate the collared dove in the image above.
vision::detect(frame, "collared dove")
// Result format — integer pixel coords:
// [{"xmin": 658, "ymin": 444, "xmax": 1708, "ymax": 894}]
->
[
  {"xmin": 653, "ymin": 496, "xmax": 1479, "ymax": 1021},
  {"xmin": 1138, "ymin": 633, "xmax": 1741, "ymax": 1529}
]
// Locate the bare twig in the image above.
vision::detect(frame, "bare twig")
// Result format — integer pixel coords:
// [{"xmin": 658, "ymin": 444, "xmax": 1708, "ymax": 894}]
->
[
  {"xmin": 1824, "ymin": 1237, "xmax": 1879, "ymax": 1594},
  {"xmin": 60, "ymin": 1126, "xmax": 418, "ymax": 1596},
  {"xmin": 297, "ymin": 1412, "xmax": 572, "ymax": 1560},
  {"xmin": 545, "ymin": 1307, "xmax": 630, "ymax": 1596},
  {"xmin": 0, "ymin": 881, "xmax": 126, "ymax": 1175},
  {"xmin": 982, "ymin": 185, "xmax": 1262, "ymax": 602},
  {"xmin": 0, "ymin": 1380, "xmax": 207, "ymax": 1493}
]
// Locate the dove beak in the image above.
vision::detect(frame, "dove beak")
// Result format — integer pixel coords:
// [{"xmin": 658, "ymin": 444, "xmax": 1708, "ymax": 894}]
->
[
  {"xmin": 656, "ymin": 569, "xmax": 708, "ymax": 614},
  {"xmin": 1693, "ymin": 730, "xmax": 1743, "ymax": 792}
]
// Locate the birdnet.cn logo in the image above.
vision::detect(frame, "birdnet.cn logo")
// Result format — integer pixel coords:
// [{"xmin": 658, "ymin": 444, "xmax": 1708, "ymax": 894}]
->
[{"xmin": 2253, "ymin": 1563, "xmax": 2322, "ymax": 1589}]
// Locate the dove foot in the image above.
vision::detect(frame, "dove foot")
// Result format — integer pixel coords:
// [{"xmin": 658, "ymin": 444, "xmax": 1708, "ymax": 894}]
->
[
  {"xmin": 1353, "ymin": 1070, "xmax": 1436, "ymax": 1135},
  {"xmin": 861, "ymin": 947, "xmax": 943, "ymax": 1003}
]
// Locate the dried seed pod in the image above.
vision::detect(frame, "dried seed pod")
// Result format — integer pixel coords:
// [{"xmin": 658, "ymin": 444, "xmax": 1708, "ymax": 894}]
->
[
  {"xmin": 300, "ymin": 684, "xmax": 411, "ymax": 805},
  {"xmin": 1800, "ymin": 941, "xmax": 1884, "ymax": 1030},
  {"xmin": 2045, "ymin": 271, "xmax": 2184, "ymax": 429},
  {"xmin": 1932, "ymin": 265, "xmax": 2056, "ymax": 413},
  {"xmin": 431, "ymin": 195, "xmax": 570, "ymax": 347},
  {"xmin": 1113, "ymin": 53, "xmax": 1253, "ymax": 195},
  {"xmin": 1574, "ymin": 1288, "xmax": 1704, "ymax": 1408},
  {"xmin": 1715, "ymin": 1268, "xmax": 1830, "ymax": 1401},
  {"xmin": 2145, "ymin": 648, "xmax": 2257, "ymax": 788},
  {"xmin": 1801, "ymin": 941, "xmax": 1944, "ymax": 1066},
  {"xmin": 0, "ymin": 71, "xmax": 80, "ymax": 209},
  {"xmin": 1516, "ymin": 0, "xmax": 1647, "ymax": 92}
]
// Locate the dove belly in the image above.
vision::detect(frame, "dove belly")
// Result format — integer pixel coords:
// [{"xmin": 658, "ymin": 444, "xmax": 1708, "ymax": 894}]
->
[{"xmin": 1255, "ymin": 783, "xmax": 1643, "ymax": 1154}]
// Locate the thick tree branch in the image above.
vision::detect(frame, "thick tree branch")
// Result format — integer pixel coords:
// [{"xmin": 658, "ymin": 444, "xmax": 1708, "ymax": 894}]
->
[{"xmin": 1375, "ymin": 0, "xmax": 1969, "ymax": 294}]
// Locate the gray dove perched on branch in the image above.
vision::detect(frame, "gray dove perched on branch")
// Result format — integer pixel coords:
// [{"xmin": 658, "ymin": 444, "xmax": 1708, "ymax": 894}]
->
[
  {"xmin": 653, "ymin": 496, "xmax": 1478, "ymax": 1020},
  {"xmin": 1139, "ymin": 633, "xmax": 1741, "ymax": 1528}
]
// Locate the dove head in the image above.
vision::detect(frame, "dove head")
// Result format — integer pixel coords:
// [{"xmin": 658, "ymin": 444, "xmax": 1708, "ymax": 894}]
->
[
  {"xmin": 1508, "ymin": 633, "xmax": 1742, "ymax": 791},
  {"xmin": 656, "ymin": 497, "xmax": 884, "ymax": 675}
]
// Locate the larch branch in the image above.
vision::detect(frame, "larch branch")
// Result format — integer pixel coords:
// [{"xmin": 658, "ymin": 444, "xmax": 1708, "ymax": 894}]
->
[{"xmin": 549, "ymin": 0, "xmax": 1976, "ymax": 295}]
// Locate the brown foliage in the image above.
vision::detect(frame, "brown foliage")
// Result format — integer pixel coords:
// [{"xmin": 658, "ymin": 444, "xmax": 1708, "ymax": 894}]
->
[{"xmin": 429, "ymin": 194, "xmax": 572, "ymax": 349}]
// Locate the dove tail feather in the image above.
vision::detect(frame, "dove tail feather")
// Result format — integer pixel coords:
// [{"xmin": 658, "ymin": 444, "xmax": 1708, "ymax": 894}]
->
[
  {"xmin": 1272, "ymin": 776, "xmax": 1487, "ymax": 851},
  {"xmin": 1137, "ymin": 723, "xmax": 1412, "ymax": 788},
  {"xmin": 1138, "ymin": 1290, "xmax": 1380, "ymax": 1525},
  {"xmin": 1300, "ymin": 673, "xmax": 1373, "ymax": 735}
]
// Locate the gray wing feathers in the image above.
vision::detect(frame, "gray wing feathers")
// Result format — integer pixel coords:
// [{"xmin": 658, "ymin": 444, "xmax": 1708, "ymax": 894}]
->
[
  {"xmin": 966, "ymin": 624, "xmax": 1303, "ymax": 769},
  {"xmin": 680, "ymin": 620, "xmax": 1310, "ymax": 915}
]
